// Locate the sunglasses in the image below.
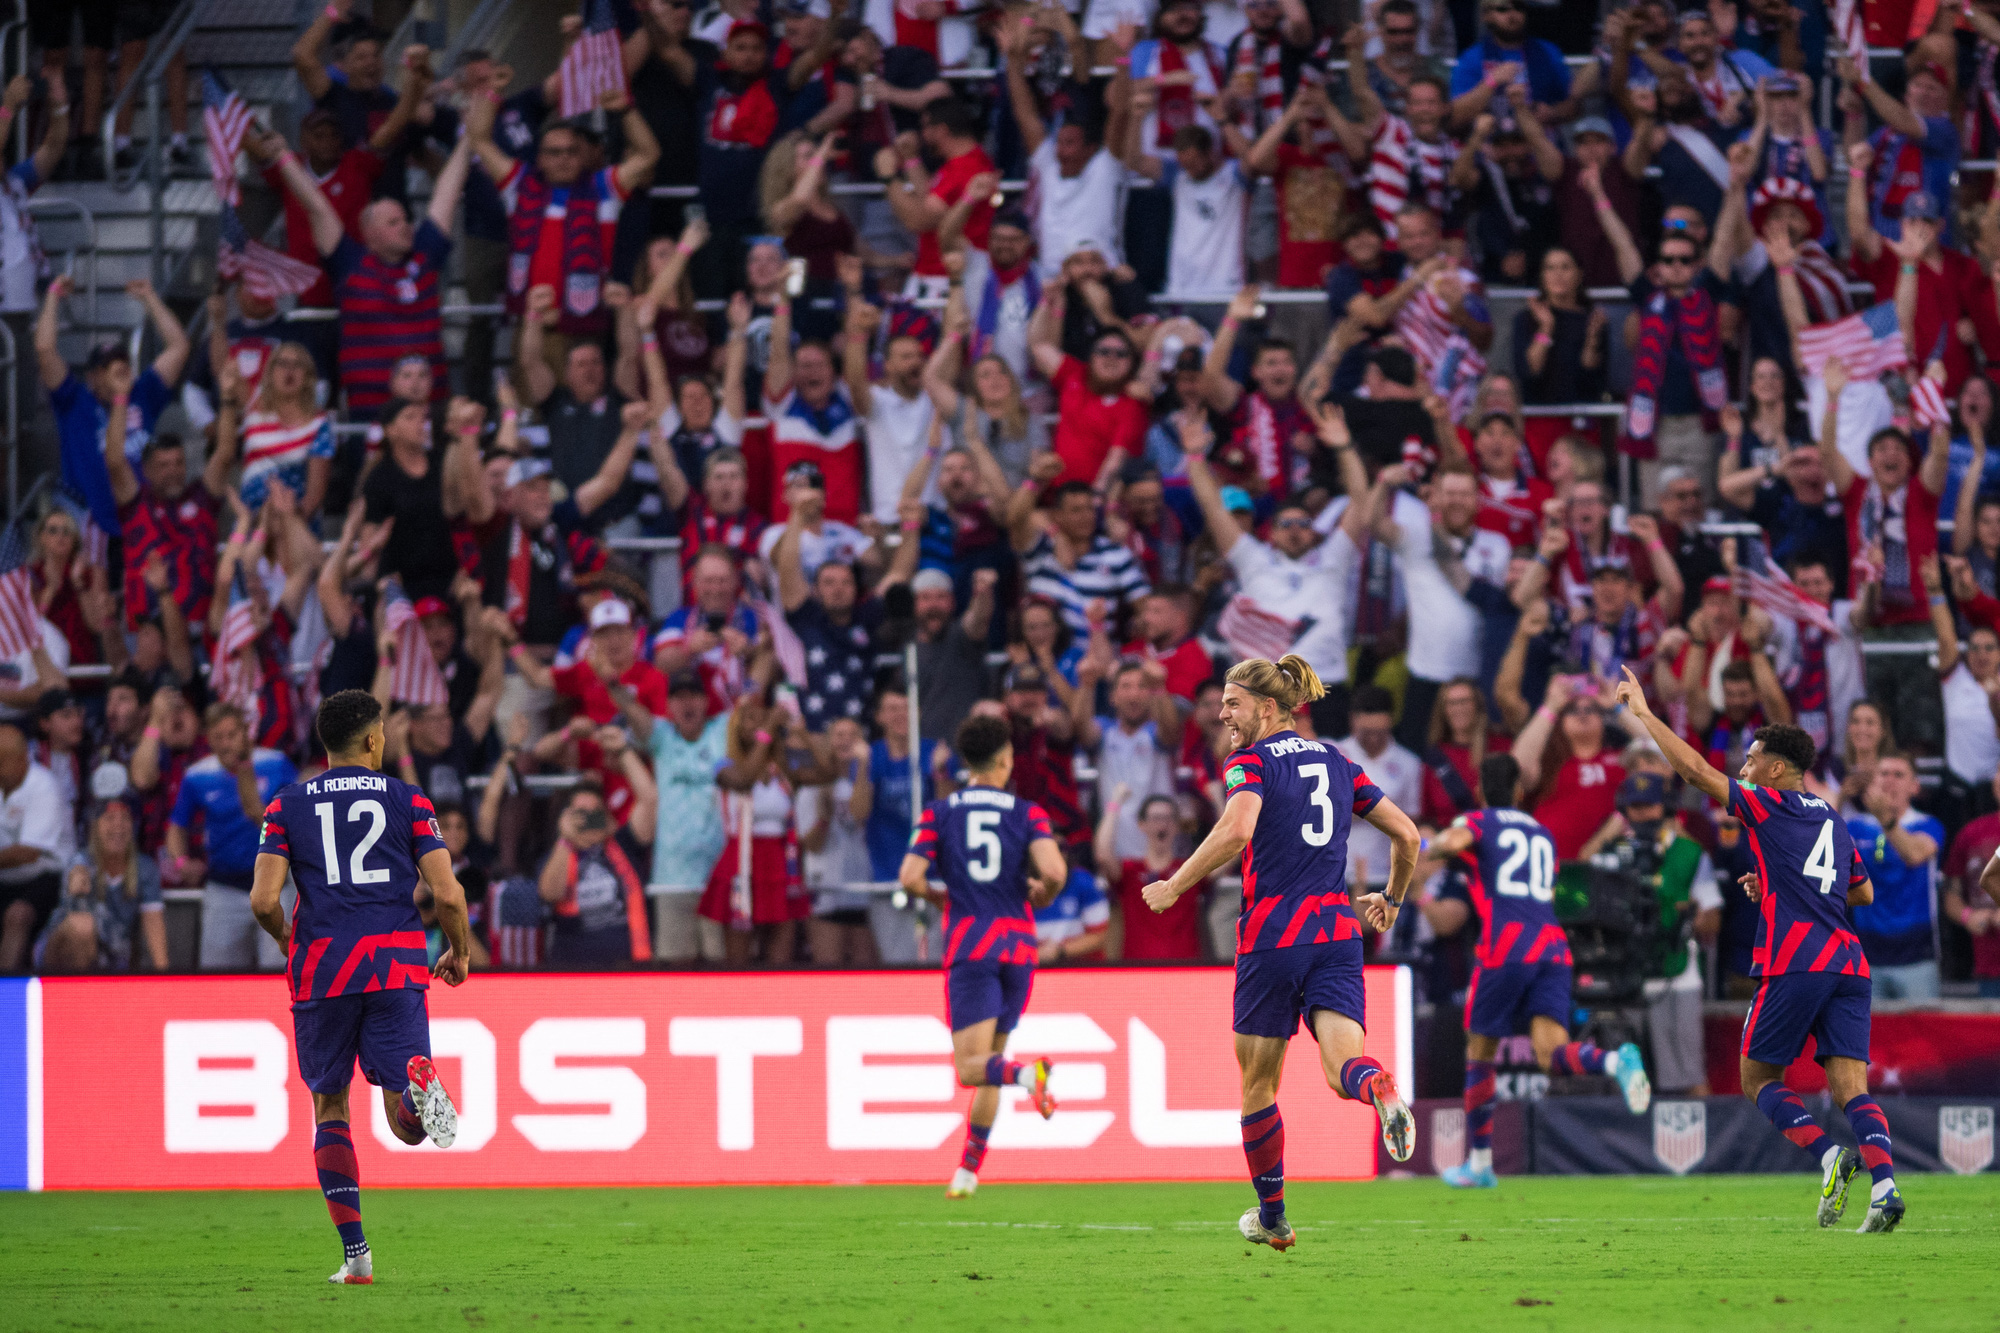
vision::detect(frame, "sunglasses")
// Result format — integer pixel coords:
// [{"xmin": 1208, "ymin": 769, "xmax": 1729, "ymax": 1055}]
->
[
  {"xmin": 1382, "ymin": 23, "xmax": 1418, "ymax": 34},
  {"xmin": 1274, "ymin": 517, "xmax": 1313, "ymax": 530},
  {"xmin": 1659, "ymin": 253, "xmax": 1697, "ymax": 267},
  {"xmin": 1093, "ymin": 345, "xmax": 1134, "ymax": 360},
  {"xmin": 1484, "ymin": 3, "xmax": 1522, "ymax": 13}
]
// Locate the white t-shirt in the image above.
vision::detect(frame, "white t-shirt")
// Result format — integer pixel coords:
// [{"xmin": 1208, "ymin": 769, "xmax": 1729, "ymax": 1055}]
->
[
  {"xmin": 1223, "ymin": 527, "xmax": 1358, "ymax": 685},
  {"xmin": 0, "ymin": 167, "xmax": 41, "ymax": 314},
  {"xmin": 1029, "ymin": 138, "xmax": 1127, "ymax": 281},
  {"xmin": 756, "ymin": 519, "xmax": 874, "ymax": 592},
  {"xmin": 0, "ymin": 619, "xmax": 68, "ymax": 723},
  {"xmin": 1389, "ymin": 491, "xmax": 1480, "ymax": 683},
  {"xmin": 1095, "ymin": 717, "xmax": 1177, "ymax": 860},
  {"xmin": 0, "ymin": 762, "xmax": 74, "ymax": 884},
  {"xmin": 1333, "ymin": 736, "xmax": 1422, "ymax": 888},
  {"xmin": 863, "ymin": 383, "xmax": 937, "ymax": 522},
  {"xmin": 1804, "ymin": 374, "xmax": 1893, "ymax": 481},
  {"xmin": 1084, "ymin": 0, "xmax": 1246, "ymax": 51},
  {"xmin": 1159, "ymin": 158, "xmax": 1246, "ymax": 298},
  {"xmin": 1943, "ymin": 662, "xmax": 2000, "ymax": 785}
]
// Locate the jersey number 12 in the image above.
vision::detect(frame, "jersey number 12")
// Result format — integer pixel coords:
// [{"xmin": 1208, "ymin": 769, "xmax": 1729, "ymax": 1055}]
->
[{"xmin": 315, "ymin": 800, "xmax": 390, "ymax": 886}]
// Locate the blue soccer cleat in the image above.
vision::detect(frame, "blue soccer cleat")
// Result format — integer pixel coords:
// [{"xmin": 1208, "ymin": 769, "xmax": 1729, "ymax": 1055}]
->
[
  {"xmin": 1818, "ymin": 1147, "xmax": 1861, "ymax": 1227},
  {"xmin": 1856, "ymin": 1186, "xmax": 1906, "ymax": 1234},
  {"xmin": 1611, "ymin": 1042, "xmax": 1651, "ymax": 1115},
  {"xmin": 1440, "ymin": 1162, "xmax": 1497, "ymax": 1189}
]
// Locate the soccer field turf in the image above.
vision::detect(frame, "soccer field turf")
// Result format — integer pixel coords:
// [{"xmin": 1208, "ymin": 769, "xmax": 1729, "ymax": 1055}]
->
[{"xmin": 2, "ymin": 1176, "xmax": 1995, "ymax": 1331}]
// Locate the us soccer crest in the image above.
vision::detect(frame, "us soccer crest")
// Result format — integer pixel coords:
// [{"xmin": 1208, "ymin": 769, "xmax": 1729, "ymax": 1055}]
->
[
  {"xmin": 1939, "ymin": 1106, "xmax": 1994, "ymax": 1175},
  {"xmin": 1430, "ymin": 1108, "xmax": 1465, "ymax": 1172},
  {"xmin": 1652, "ymin": 1101, "xmax": 1706, "ymax": 1175}
]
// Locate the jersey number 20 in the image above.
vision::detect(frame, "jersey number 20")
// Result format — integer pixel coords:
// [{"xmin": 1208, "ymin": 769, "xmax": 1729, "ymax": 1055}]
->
[
  {"xmin": 315, "ymin": 800, "xmax": 391, "ymax": 886},
  {"xmin": 1495, "ymin": 828, "xmax": 1554, "ymax": 901}
]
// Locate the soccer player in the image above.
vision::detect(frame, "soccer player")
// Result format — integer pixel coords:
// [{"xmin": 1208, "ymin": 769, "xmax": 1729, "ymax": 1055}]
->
[
  {"xmin": 899, "ymin": 713, "xmax": 1068, "ymax": 1200},
  {"xmin": 250, "ymin": 690, "xmax": 475, "ymax": 1283},
  {"xmin": 1140, "ymin": 654, "xmax": 1421, "ymax": 1252},
  {"xmin": 1425, "ymin": 753, "xmax": 1651, "ymax": 1190},
  {"xmin": 1615, "ymin": 666, "xmax": 1902, "ymax": 1233}
]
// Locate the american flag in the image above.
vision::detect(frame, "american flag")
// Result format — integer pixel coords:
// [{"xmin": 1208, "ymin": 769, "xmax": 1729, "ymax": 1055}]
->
[
  {"xmin": 381, "ymin": 577, "xmax": 450, "ymax": 706},
  {"xmin": 488, "ymin": 876, "xmax": 549, "ymax": 967},
  {"xmin": 210, "ymin": 566, "xmax": 265, "ymax": 723},
  {"xmin": 1796, "ymin": 302, "xmax": 1907, "ymax": 380},
  {"xmin": 1216, "ymin": 594, "xmax": 1299, "ymax": 664},
  {"xmin": 201, "ymin": 70, "xmax": 253, "ymax": 207},
  {"xmin": 557, "ymin": 0, "xmax": 628, "ymax": 118},
  {"xmin": 1911, "ymin": 367, "xmax": 1951, "ymax": 429},
  {"xmin": 217, "ymin": 200, "xmax": 322, "ymax": 300},
  {"xmin": 1734, "ymin": 537, "xmax": 1839, "ymax": 636},
  {"xmin": 0, "ymin": 513, "xmax": 42, "ymax": 659},
  {"xmin": 1833, "ymin": 0, "xmax": 1870, "ymax": 81}
]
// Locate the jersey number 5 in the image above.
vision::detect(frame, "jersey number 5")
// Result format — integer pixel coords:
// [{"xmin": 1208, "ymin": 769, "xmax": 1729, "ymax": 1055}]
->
[
  {"xmin": 1804, "ymin": 819, "xmax": 1837, "ymax": 895},
  {"xmin": 315, "ymin": 800, "xmax": 391, "ymax": 886},
  {"xmin": 1299, "ymin": 763, "xmax": 1335, "ymax": 847},
  {"xmin": 1495, "ymin": 828, "xmax": 1555, "ymax": 901},
  {"xmin": 966, "ymin": 810, "xmax": 1002, "ymax": 883}
]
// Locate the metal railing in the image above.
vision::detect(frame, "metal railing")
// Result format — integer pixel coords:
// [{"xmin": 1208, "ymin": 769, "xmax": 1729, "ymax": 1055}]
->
[
  {"xmin": 2, "ymin": 0, "xmax": 26, "ymax": 164},
  {"xmin": 101, "ymin": 0, "xmax": 208, "ymax": 287},
  {"xmin": 25, "ymin": 197, "xmax": 100, "ymax": 335}
]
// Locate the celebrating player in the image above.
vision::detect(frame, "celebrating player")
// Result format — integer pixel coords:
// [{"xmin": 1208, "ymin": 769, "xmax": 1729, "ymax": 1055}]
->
[
  {"xmin": 1141, "ymin": 655, "xmax": 1420, "ymax": 1252},
  {"xmin": 1615, "ymin": 667, "xmax": 1902, "ymax": 1233},
  {"xmin": 899, "ymin": 713, "xmax": 1068, "ymax": 1200},
  {"xmin": 1423, "ymin": 753, "xmax": 1650, "ymax": 1190},
  {"xmin": 250, "ymin": 690, "xmax": 475, "ymax": 1284}
]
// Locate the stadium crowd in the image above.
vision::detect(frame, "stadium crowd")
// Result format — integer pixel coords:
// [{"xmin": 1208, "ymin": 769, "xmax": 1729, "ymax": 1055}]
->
[{"xmin": 4, "ymin": 0, "xmax": 2000, "ymax": 1090}]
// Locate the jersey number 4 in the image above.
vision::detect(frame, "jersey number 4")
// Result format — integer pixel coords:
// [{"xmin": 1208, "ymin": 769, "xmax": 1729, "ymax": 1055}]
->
[
  {"xmin": 1804, "ymin": 819, "xmax": 1837, "ymax": 895},
  {"xmin": 1495, "ymin": 828, "xmax": 1555, "ymax": 901},
  {"xmin": 315, "ymin": 800, "xmax": 391, "ymax": 886}
]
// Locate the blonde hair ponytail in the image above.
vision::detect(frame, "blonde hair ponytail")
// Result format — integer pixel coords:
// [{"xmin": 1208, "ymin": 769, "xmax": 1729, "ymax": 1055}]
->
[{"xmin": 1226, "ymin": 654, "xmax": 1327, "ymax": 713}]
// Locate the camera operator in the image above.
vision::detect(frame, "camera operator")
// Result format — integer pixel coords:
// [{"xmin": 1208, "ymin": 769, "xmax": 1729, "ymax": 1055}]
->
[{"xmin": 1580, "ymin": 773, "xmax": 1722, "ymax": 1097}]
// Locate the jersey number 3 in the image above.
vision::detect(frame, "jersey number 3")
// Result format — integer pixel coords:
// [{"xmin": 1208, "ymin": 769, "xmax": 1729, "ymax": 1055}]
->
[
  {"xmin": 1299, "ymin": 763, "xmax": 1335, "ymax": 847},
  {"xmin": 315, "ymin": 800, "xmax": 390, "ymax": 886}
]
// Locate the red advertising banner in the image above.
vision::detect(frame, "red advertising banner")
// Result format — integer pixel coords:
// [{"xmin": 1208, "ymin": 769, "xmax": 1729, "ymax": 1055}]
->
[
  {"xmin": 1704, "ymin": 1011, "xmax": 2000, "ymax": 1097},
  {"xmin": 36, "ymin": 967, "xmax": 1410, "ymax": 1190}
]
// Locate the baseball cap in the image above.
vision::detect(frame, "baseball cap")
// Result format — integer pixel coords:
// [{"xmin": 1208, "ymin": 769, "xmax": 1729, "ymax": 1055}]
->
[
  {"xmin": 1702, "ymin": 574, "xmax": 1734, "ymax": 595},
  {"xmin": 507, "ymin": 456, "xmax": 553, "ymax": 488},
  {"xmin": 1763, "ymin": 72, "xmax": 1801, "ymax": 94},
  {"xmin": 667, "ymin": 669, "xmax": 707, "ymax": 697},
  {"xmin": 784, "ymin": 460, "xmax": 826, "ymax": 490},
  {"xmin": 412, "ymin": 595, "xmax": 452, "ymax": 619},
  {"xmin": 727, "ymin": 18, "xmax": 770, "ymax": 42},
  {"xmin": 83, "ymin": 340, "xmax": 131, "ymax": 371},
  {"xmin": 1570, "ymin": 116, "xmax": 1615, "ymax": 143},
  {"xmin": 34, "ymin": 688, "xmax": 77, "ymax": 720},
  {"xmin": 1219, "ymin": 485, "xmax": 1255, "ymax": 514},
  {"xmin": 1476, "ymin": 410, "xmax": 1520, "ymax": 434},
  {"xmin": 910, "ymin": 569, "xmax": 954, "ymax": 594},
  {"xmin": 1900, "ymin": 191, "xmax": 1944, "ymax": 222},
  {"xmin": 1004, "ymin": 662, "xmax": 1048, "ymax": 693},
  {"xmin": 1616, "ymin": 772, "xmax": 1671, "ymax": 809},
  {"xmin": 589, "ymin": 599, "xmax": 633, "ymax": 631}
]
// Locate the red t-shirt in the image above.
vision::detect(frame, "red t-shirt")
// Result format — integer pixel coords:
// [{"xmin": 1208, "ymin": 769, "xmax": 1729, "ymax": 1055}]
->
[
  {"xmin": 1472, "ymin": 472, "xmax": 1554, "ymax": 549},
  {"xmin": 1050, "ymin": 355, "xmax": 1149, "ymax": 486},
  {"xmin": 1948, "ymin": 813, "xmax": 2000, "ymax": 979},
  {"xmin": 1117, "ymin": 858, "xmax": 1204, "ymax": 960},
  {"xmin": 1274, "ymin": 141, "xmax": 1343, "ymax": 289},
  {"xmin": 1123, "ymin": 636, "xmax": 1214, "ymax": 702},
  {"xmin": 1842, "ymin": 470, "xmax": 1939, "ymax": 627},
  {"xmin": 552, "ymin": 658, "xmax": 669, "ymax": 726},
  {"xmin": 1855, "ymin": 246, "xmax": 1977, "ymax": 395},
  {"xmin": 264, "ymin": 148, "xmax": 382, "ymax": 308},
  {"xmin": 915, "ymin": 146, "xmax": 996, "ymax": 277},
  {"xmin": 1532, "ymin": 753, "xmax": 1625, "ymax": 861}
]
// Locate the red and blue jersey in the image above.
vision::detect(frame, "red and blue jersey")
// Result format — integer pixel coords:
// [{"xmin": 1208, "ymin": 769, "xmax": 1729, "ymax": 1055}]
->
[
  {"xmin": 1729, "ymin": 778, "xmax": 1871, "ymax": 977},
  {"xmin": 908, "ymin": 788, "xmax": 1054, "ymax": 967},
  {"xmin": 1447, "ymin": 807, "xmax": 1572, "ymax": 969},
  {"xmin": 257, "ymin": 766, "xmax": 447, "ymax": 1004},
  {"xmin": 1223, "ymin": 731, "xmax": 1383, "ymax": 955}
]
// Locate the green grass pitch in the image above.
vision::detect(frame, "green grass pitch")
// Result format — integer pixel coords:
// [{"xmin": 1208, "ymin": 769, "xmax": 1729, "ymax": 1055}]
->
[{"xmin": 3, "ymin": 1176, "xmax": 1996, "ymax": 1331}]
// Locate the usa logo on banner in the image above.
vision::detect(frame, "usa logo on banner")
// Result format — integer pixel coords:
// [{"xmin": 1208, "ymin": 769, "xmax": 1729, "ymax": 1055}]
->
[
  {"xmin": 1430, "ymin": 1107, "xmax": 1465, "ymax": 1173},
  {"xmin": 1940, "ymin": 1106, "xmax": 1994, "ymax": 1175},
  {"xmin": 1653, "ymin": 1101, "xmax": 1707, "ymax": 1175}
]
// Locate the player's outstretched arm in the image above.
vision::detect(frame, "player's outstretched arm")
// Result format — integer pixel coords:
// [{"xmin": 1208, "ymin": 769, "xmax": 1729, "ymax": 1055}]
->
[
  {"xmin": 1028, "ymin": 838, "xmax": 1069, "ymax": 909},
  {"xmin": 1614, "ymin": 665, "xmax": 1729, "ymax": 804},
  {"xmin": 418, "ymin": 847, "xmax": 474, "ymax": 985},
  {"xmin": 1357, "ymin": 796, "xmax": 1423, "ymax": 931},
  {"xmin": 250, "ymin": 853, "xmax": 291, "ymax": 955},
  {"xmin": 1143, "ymin": 791, "xmax": 1260, "ymax": 913}
]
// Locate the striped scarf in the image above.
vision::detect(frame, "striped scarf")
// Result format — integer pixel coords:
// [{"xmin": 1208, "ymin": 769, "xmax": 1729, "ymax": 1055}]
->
[
  {"xmin": 1368, "ymin": 115, "xmax": 1454, "ymax": 240},
  {"xmin": 973, "ymin": 260, "xmax": 1038, "ymax": 361},
  {"xmin": 1786, "ymin": 241, "xmax": 1854, "ymax": 326},
  {"xmin": 1154, "ymin": 41, "xmax": 1225, "ymax": 150},
  {"xmin": 505, "ymin": 168, "xmax": 604, "ymax": 318},
  {"xmin": 1858, "ymin": 479, "xmax": 1914, "ymax": 606},
  {"xmin": 1971, "ymin": 40, "xmax": 2000, "ymax": 157},
  {"xmin": 1622, "ymin": 285, "xmax": 1726, "ymax": 456},
  {"xmin": 1228, "ymin": 30, "xmax": 1288, "ymax": 137},
  {"xmin": 1396, "ymin": 270, "xmax": 1486, "ymax": 417}
]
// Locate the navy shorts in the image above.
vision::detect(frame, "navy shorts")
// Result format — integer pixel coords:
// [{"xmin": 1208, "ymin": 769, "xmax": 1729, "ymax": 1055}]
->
[
  {"xmin": 1233, "ymin": 940, "xmax": 1365, "ymax": 1039},
  {"xmin": 1465, "ymin": 961, "xmax": 1573, "ymax": 1039},
  {"xmin": 946, "ymin": 959, "xmax": 1035, "ymax": 1034},
  {"xmin": 1741, "ymin": 971, "xmax": 1872, "ymax": 1067},
  {"xmin": 292, "ymin": 987, "xmax": 432, "ymax": 1096}
]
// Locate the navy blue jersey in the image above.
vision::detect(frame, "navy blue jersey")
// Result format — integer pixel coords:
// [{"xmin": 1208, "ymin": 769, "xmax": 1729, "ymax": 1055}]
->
[
  {"xmin": 1222, "ymin": 731, "xmax": 1384, "ymax": 954},
  {"xmin": 908, "ymin": 787, "xmax": 1054, "ymax": 966},
  {"xmin": 258, "ymin": 766, "xmax": 447, "ymax": 1003},
  {"xmin": 1729, "ymin": 779, "xmax": 1871, "ymax": 976},
  {"xmin": 1447, "ymin": 807, "xmax": 1572, "ymax": 968}
]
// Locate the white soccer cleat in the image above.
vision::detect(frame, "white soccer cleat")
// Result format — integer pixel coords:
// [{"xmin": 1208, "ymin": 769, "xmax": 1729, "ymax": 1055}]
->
[
  {"xmin": 328, "ymin": 1248, "xmax": 373, "ymax": 1285},
  {"xmin": 1238, "ymin": 1206, "xmax": 1296, "ymax": 1251},
  {"xmin": 945, "ymin": 1168, "xmax": 979, "ymax": 1199},
  {"xmin": 1818, "ymin": 1147, "xmax": 1861, "ymax": 1227},
  {"xmin": 405, "ymin": 1056, "xmax": 458, "ymax": 1149}
]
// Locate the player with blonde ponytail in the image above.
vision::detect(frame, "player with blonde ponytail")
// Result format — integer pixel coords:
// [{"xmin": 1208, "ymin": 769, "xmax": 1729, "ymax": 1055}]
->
[{"xmin": 1143, "ymin": 654, "xmax": 1423, "ymax": 1252}]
